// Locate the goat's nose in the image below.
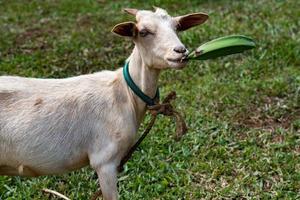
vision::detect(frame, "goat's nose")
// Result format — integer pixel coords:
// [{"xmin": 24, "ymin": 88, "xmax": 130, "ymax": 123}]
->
[{"xmin": 173, "ymin": 46, "xmax": 187, "ymax": 54}]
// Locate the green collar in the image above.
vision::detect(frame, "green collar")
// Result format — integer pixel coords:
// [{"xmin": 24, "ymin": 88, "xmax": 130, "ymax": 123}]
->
[{"xmin": 123, "ymin": 62, "xmax": 159, "ymax": 106}]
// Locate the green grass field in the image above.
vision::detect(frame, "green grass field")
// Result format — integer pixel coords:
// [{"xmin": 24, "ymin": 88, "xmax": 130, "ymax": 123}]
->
[{"xmin": 0, "ymin": 0, "xmax": 299, "ymax": 199}]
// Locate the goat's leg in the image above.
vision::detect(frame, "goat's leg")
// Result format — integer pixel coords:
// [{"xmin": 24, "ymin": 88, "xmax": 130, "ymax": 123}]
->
[{"xmin": 94, "ymin": 163, "xmax": 118, "ymax": 200}]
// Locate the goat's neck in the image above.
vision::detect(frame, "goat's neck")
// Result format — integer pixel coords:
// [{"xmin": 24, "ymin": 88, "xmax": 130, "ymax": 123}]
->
[{"xmin": 127, "ymin": 46, "xmax": 160, "ymax": 124}]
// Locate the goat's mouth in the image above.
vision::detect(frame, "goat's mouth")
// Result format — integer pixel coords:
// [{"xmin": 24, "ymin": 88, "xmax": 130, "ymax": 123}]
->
[
  {"xmin": 167, "ymin": 57, "xmax": 188, "ymax": 63},
  {"xmin": 166, "ymin": 57, "xmax": 188, "ymax": 69}
]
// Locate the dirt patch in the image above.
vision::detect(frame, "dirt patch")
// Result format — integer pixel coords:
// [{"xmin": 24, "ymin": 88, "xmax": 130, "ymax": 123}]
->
[
  {"xmin": 15, "ymin": 27, "xmax": 54, "ymax": 46},
  {"xmin": 76, "ymin": 14, "xmax": 93, "ymax": 28},
  {"xmin": 233, "ymin": 97, "xmax": 300, "ymax": 131},
  {"xmin": 272, "ymin": 134, "xmax": 284, "ymax": 143},
  {"xmin": 8, "ymin": 26, "xmax": 56, "ymax": 54},
  {"xmin": 237, "ymin": 111, "xmax": 294, "ymax": 129}
]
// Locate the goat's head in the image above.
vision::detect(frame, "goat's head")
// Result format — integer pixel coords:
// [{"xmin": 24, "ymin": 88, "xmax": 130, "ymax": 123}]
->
[{"xmin": 112, "ymin": 7, "xmax": 208, "ymax": 69}]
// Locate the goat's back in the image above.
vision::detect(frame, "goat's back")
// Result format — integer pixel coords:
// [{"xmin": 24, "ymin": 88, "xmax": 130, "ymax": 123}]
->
[{"xmin": 0, "ymin": 70, "xmax": 128, "ymax": 175}]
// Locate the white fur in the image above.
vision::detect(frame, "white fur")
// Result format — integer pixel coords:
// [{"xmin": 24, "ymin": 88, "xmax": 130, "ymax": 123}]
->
[{"xmin": 0, "ymin": 7, "xmax": 207, "ymax": 200}]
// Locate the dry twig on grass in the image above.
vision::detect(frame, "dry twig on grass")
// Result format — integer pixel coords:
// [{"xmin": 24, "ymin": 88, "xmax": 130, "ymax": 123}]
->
[{"xmin": 42, "ymin": 188, "xmax": 71, "ymax": 200}]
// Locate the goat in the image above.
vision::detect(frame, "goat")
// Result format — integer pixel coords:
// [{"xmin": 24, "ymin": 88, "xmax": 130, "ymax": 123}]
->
[{"xmin": 0, "ymin": 7, "xmax": 208, "ymax": 200}]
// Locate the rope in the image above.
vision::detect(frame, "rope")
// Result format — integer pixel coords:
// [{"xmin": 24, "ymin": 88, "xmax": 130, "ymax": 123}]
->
[{"xmin": 91, "ymin": 91, "xmax": 188, "ymax": 200}]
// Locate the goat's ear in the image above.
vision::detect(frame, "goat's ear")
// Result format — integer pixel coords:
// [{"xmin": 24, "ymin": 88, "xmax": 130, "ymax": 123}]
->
[
  {"xmin": 112, "ymin": 22, "xmax": 137, "ymax": 37},
  {"xmin": 124, "ymin": 8, "xmax": 138, "ymax": 16},
  {"xmin": 175, "ymin": 13, "xmax": 208, "ymax": 31}
]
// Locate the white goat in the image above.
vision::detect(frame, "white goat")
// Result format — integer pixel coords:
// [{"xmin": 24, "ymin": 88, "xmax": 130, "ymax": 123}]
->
[{"xmin": 0, "ymin": 7, "xmax": 208, "ymax": 200}]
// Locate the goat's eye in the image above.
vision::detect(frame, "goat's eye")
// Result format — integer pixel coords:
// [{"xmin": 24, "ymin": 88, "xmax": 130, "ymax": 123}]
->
[{"xmin": 139, "ymin": 29, "xmax": 150, "ymax": 37}]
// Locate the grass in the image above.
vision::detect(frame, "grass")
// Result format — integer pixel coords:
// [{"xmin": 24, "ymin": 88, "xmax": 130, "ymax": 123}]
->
[{"xmin": 0, "ymin": 0, "xmax": 299, "ymax": 199}]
